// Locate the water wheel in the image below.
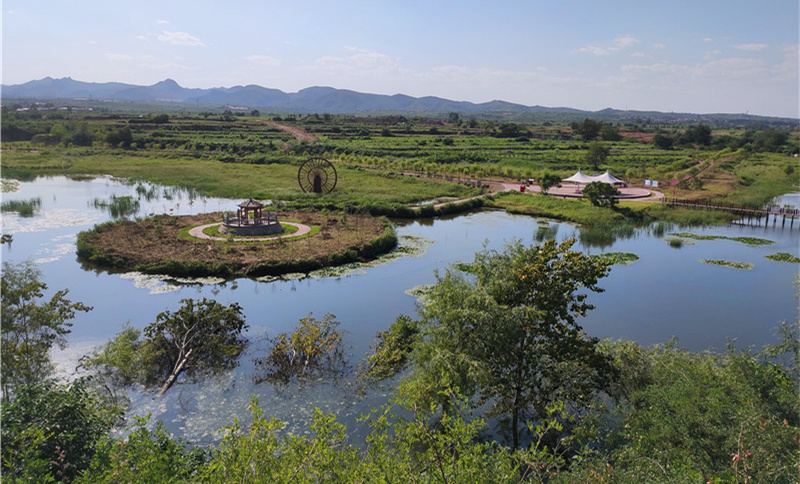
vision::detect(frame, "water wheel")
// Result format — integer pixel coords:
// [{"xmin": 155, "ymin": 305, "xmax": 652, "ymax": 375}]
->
[{"xmin": 298, "ymin": 157, "xmax": 337, "ymax": 194}]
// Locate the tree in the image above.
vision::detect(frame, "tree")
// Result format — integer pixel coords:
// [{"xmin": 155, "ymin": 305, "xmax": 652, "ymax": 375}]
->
[
  {"xmin": 570, "ymin": 118, "xmax": 602, "ymax": 140},
  {"xmin": 681, "ymin": 124, "xmax": 712, "ymax": 146},
  {"xmin": 253, "ymin": 313, "xmax": 347, "ymax": 390},
  {"xmin": 1, "ymin": 379, "xmax": 115, "ymax": 482},
  {"xmin": 538, "ymin": 173, "xmax": 562, "ymax": 195},
  {"xmin": 582, "ymin": 181, "xmax": 620, "ymax": 208},
  {"xmin": 1, "ymin": 261, "xmax": 92, "ymax": 396},
  {"xmin": 653, "ymin": 132, "xmax": 674, "ymax": 149},
  {"xmin": 585, "ymin": 142, "xmax": 610, "ymax": 170},
  {"xmin": 495, "ymin": 122, "xmax": 525, "ymax": 138},
  {"xmin": 600, "ymin": 123, "xmax": 623, "ymax": 141},
  {"xmin": 403, "ymin": 239, "xmax": 616, "ymax": 449},
  {"xmin": 104, "ymin": 126, "xmax": 133, "ymax": 148},
  {"xmin": 144, "ymin": 298, "xmax": 248, "ymax": 395}
]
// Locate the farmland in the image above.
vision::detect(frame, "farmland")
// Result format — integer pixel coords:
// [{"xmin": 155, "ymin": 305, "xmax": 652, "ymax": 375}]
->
[{"xmin": 2, "ymin": 109, "xmax": 798, "ymax": 221}]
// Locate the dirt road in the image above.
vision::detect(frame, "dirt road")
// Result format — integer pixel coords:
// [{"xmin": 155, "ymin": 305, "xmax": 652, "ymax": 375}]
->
[{"xmin": 257, "ymin": 120, "xmax": 319, "ymax": 142}]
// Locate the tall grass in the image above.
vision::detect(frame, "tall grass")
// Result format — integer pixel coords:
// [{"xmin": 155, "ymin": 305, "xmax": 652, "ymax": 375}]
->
[{"xmin": 1, "ymin": 197, "xmax": 42, "ymax": 217}]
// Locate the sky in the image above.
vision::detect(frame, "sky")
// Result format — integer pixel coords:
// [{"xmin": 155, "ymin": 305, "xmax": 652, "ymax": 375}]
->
[{"xmin": 3, "ymin": 0, "xmax": 799, "ymax": 118}]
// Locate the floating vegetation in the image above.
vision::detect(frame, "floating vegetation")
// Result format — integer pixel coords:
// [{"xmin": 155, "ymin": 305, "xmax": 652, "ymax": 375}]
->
[
  {"xmin": 1, "ymin": 197, "xmax": 42, "ymax": 217},
  {"xmin": 307, "ymin": 235, "xmax": 431, "ymax": 280},
  {"xmin": 766, "ymin": 252, "xmax": 800, "ymax": 263},
  {"xmin": 120, "ymin": 272, "xmax": 183, "ymax": 294},
  {"xmin": 119, "ymin": 272, "xmax": 226, "ymax": 293},
  {"xmin": 663, "ymin": 237, "xmax": 696, "ymax": 248},
  {"xmin": 309, "ymin": 263, "xmax": 368, "ymax": 279},
  {"xmin": 2, "ymin": 179, "xmax": 21, "ymax": 193},
  {"xmin": 671, "ymin": 232, "xmax": 774, "ymax": 246},
  {"xmin": 405, "ymin": 284, "xmax": 434, "ymax": 304},
  {"xmin": 701, "ymin": 259, "xmax": 754, "ymax": 270},
  {"xmin": 592, "ymin": 252, "xmax": 640, "ymax": 265},
  {"xmin": 730, "ymin": 236, "xmax": 775, "ymax": 246},
  {"xmin": 91, "ymin": 195, "xmax": 141, "ymax": 219}
]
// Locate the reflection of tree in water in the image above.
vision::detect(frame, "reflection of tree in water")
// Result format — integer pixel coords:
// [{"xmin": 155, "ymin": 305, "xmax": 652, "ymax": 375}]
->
[
  {"xmin": 253, "ymin": 313, "xmax": 350, "ymax": 392},
  {"xmin": 534, "ymin": 222, "xmax": 559, "ymax": 242},
  {"xmin": 576, "ymin": 221, "xmax": 637, "ymax": 250}
]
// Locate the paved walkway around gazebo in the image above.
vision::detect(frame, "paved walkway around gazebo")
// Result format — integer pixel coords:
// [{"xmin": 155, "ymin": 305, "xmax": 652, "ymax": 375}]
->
[{"xmin": 188, "ymin": 221, "xmax": 312, "ymax": 241}]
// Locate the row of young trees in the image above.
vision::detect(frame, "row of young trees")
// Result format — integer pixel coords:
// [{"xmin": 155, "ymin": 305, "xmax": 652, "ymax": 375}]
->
[{"xmin": 2, "ymin": 235, "xmax": 799, "ymax": 482}]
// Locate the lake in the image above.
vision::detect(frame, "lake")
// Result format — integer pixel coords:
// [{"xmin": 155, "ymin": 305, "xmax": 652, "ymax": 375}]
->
[{"xmin": 2, "ymin": 175, "xmax": 798, "ymax": 444}]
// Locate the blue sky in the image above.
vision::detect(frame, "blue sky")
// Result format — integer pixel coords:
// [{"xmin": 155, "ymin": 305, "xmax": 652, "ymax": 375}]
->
[{"xmin": 3, "ymin": 0, "xmax": 798, "ymax": 117}]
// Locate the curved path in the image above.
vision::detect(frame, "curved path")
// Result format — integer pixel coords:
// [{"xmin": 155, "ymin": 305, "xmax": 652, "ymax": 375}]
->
[{"xmin": 188, "ymin": 221, "xmax": 312, "ymax": 241}]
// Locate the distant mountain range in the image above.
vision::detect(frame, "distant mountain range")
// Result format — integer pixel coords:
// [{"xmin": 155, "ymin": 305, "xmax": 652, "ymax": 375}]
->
[{"xmin": 2, "ymin": 77, "xmax": 795, "ymax": 124}]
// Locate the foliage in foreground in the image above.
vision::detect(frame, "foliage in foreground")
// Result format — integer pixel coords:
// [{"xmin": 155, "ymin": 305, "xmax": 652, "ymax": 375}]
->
[
  {"xmin": 1, "ymin": 260, "xmax": 92, "ymax": 396},
  {"xmin": 6, "ymin": 338, "xmax": 797, "ymax": 483}
]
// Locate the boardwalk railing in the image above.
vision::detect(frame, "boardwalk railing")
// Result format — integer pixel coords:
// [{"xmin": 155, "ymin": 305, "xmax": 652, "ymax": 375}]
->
[{"xmin": 663, "ymin": 198, "xmax": 800, "ymax": 218}]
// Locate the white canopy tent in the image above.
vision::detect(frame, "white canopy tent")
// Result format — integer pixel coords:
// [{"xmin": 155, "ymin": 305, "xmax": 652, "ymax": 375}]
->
[
  {"xmin": 593, "ymin": 170, "xmax": 626, "ymax": 185},
  {"xmin": 563, "ymin": 169, "xmax": 626, "ymax": 186},
  {"xmin": 563, "ymin": 169, "xmax": 595, "ymax": 184}
]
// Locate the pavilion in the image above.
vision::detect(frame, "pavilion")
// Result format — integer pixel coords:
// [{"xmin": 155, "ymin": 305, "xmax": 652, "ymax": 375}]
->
[{"xmin": 220, "ymin": 198, "xmax": 283, "ymax": 236}]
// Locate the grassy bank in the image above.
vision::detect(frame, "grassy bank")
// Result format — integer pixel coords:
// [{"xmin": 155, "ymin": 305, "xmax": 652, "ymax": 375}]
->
[{"xmin": 1, "ymin": 148, "xmax": 482, "ymax": 206}]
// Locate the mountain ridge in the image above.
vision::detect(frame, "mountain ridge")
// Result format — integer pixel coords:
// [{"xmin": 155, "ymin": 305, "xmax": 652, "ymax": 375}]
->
[{"xmin": 3, "ymin": 77, "xmax": 795, "ymax": 123}]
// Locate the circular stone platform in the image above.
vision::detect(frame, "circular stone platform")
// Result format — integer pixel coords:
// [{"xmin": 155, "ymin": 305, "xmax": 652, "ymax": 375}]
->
[{"xmin": 188, "ymin": 221, "xmax": 312, "ymax": 241}]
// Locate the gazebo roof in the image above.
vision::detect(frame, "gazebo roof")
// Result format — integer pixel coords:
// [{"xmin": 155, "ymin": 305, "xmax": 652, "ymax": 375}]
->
[{"xmin": 238, "ymin": 198, "xmax": 264, "ymax": 209}]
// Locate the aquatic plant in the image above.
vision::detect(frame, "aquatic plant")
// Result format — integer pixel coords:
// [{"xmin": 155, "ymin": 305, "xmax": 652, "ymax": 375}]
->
[
  {"xmin": 700, "ymin": 259, "xmax": 754, "ymax": 270},
  {"xmin": 592, "ymin": 252, "xmax": 640, "ymax": 265},
  {"xmin": 671, "ymin": 232, "xmax": 774, "ymax": 246},
  {"xmin": 91, "ymin": 195, "xmax": 140, "ymax": 219},
  {"xmin": 765, "ymin": 252, "xmax": 800, "ymax": 263},
  {"xmin": 1, "ymin": 197, "xmax": 42, "ymax": 217}
]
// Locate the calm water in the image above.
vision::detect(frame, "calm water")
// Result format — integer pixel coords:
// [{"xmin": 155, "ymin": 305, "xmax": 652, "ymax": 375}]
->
[{"xmin": 2, "ymin": 176, "xmax": 798, "ymax": 443}]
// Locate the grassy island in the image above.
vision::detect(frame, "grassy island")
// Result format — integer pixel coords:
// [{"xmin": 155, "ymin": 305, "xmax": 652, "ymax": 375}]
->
[{"xmin": 77, "ymin": 211, "xmax": 397, "ymax": 278}]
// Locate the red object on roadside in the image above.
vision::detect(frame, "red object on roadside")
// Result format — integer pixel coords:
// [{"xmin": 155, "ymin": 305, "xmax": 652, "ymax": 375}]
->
[{"xmin": 520, "ymin": 186, "xmax": 526, "ymax": 193}]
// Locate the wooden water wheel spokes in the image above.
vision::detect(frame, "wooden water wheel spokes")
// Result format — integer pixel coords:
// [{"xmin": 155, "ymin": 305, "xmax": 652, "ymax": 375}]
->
[{"xmin": 298, "ymin": 157, "xmax": 337, "ymax": 194}]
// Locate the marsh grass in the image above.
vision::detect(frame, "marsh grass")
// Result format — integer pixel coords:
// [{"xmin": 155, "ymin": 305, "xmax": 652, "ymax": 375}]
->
[
  {"xmin": 1, "ymin": 197, "xmax": 42, "ymax": 217},
  {"xmin": 765, "ymin": 253, "xmax": 800, "ymax": 263},
  {"xmin": 592, "ymin": 252, "xmax": 640, "ymax": 265},
  {"xmin": 664, "ymin": 237, "xmax": 695, "ymax": 248},
  {"xmin": 671, "ymin": 232, "xmax": 774, "ymax": 246},
  {"xmin": 701, "ymin": 259, "xmax": 754, "ymax": 270},
  {"xmin": 92, "ymin": 195, "xmax": 140, "ymax": 218}
]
